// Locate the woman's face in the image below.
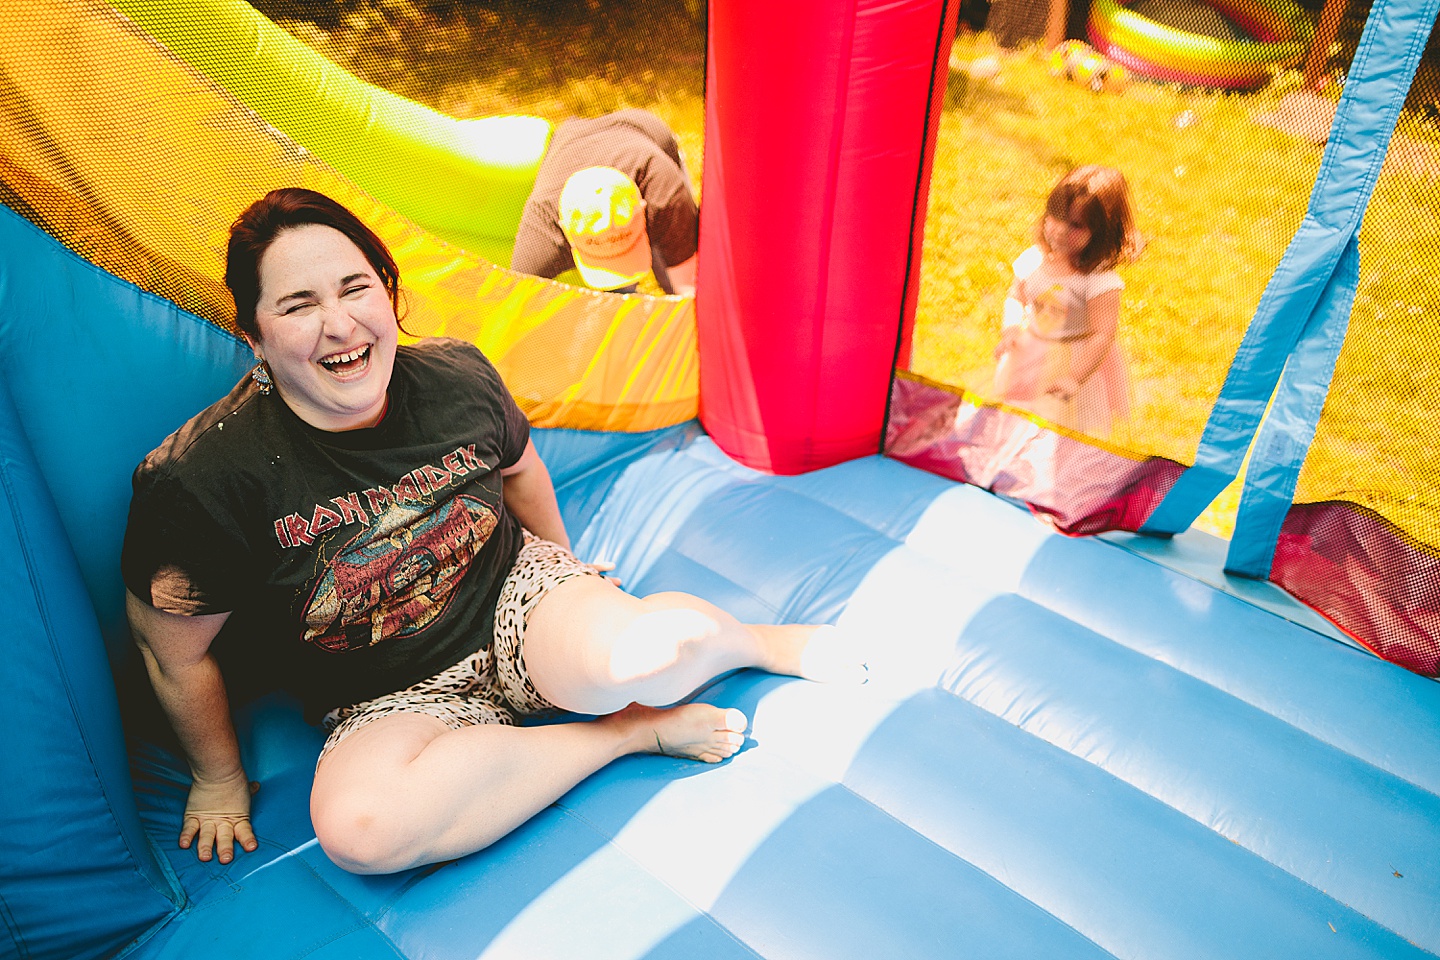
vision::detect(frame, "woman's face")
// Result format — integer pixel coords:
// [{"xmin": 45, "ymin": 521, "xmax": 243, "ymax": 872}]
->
[{"xmin": 250, "ymin": 224, "xmax": 398, "ymax": 431}]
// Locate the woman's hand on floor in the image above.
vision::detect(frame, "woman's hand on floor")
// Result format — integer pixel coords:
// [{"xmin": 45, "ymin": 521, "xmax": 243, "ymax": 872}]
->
[{"xmin": 180, "ymin": 772, "xmax": 260, "ymax": 864}]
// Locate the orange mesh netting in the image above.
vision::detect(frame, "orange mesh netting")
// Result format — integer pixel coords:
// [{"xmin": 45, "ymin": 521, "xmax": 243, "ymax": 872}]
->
[{"xmin": 0, "ymin": 0, "xmax": 697, "ymax": 432}]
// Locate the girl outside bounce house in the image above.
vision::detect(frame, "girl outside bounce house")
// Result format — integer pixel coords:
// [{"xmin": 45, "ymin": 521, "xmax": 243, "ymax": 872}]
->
[{"xmin": 993, "ymin": 165, "xmax": 1139, "ymax": 439}]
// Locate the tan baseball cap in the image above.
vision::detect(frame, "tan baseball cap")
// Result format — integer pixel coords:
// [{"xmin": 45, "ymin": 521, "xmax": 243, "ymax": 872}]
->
[{"xmin": 558, "ymin": 166, "xmax": 651, "ymax": 290}]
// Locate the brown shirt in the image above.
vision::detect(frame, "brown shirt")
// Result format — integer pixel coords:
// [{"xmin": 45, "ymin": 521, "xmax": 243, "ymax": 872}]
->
[{"xmin": 510, "ymin": 109, "xmax": 699, "ymax": 292}]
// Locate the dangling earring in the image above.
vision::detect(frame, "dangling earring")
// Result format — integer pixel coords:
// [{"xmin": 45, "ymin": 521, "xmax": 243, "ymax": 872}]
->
[{"xmin": 251, "ymin": 359, "xmax": 273, "ymax": 395}]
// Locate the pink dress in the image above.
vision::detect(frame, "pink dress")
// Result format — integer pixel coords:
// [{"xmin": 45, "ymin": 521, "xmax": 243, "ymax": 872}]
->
[{"xmin": 992, "ymin": 246, "xmax": 1129, "ymax": 438}]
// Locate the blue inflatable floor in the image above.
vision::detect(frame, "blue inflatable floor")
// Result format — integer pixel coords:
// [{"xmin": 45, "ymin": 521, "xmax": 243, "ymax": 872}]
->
[
  {"xmin": 2, "ymin": 203, "xmax": 1437, "ymax": 959},
  {"xmin": 113, "ymin": 425, "xmax": 1440, "ymax": 960}
]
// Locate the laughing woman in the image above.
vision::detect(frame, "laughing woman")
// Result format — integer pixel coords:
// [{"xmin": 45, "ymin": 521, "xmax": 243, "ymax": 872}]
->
[{"xmin": 122, "ymin": 188, "xmax": 854, "ymax": 875}]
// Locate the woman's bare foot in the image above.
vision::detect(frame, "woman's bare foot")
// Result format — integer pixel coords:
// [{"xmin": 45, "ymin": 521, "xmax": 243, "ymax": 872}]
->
[
  {"xmin": 611, "ymin": 703, "xmax": 747, "ymax": 764},
  {"xmin": 752, "ymin": 624, "xmax": 869, "ymax": 684}
]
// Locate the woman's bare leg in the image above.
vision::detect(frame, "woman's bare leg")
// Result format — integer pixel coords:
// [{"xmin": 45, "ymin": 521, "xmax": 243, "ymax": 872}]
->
[
  {"xmin": 521, "ymin": 577, "xmax": 862, "ymax": 716},
  {"xmin": 310, "ymin": 703, "xmax": 746, "ymax": 874}
]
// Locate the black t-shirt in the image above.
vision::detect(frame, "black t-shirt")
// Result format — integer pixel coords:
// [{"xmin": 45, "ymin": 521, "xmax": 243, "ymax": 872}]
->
[
  {"xmin": 510, "ymin": 108, "xmax": 699, "ymax": 292},
  {"xmin": 122, "ymin": 339, "xmax": 530, "ymax": 718}
]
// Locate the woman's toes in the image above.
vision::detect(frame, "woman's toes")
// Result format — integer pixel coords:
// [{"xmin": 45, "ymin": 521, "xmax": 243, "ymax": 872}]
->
[
  {"xmin": 722, "ymin": 707, "xmax": 748, "ymax": 733},
  {"xmin": 639, "ymin": 702, "xmax": 750, "ymax": 762}
]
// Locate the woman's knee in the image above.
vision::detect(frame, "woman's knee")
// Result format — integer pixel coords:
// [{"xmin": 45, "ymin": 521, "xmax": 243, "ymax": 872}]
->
[
  {"xmin": 605, "ymin": 605, "xmax": 720, "ymax": 681},
  {"xmin": 525, "ymin": 585, "xmax": 746, "ymax": 713},
  {"xmin": 311, "ymin": 787, "xmax": 428, "ymax": 875},
  {"xmin": 636, "ymin": 590, "xmax": 723, "ymax": 619}
]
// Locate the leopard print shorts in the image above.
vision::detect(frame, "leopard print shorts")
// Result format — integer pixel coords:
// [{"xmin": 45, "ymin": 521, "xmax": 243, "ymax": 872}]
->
[{"xmin": 317, "ymin": 531, "xmax": 601, "ymax": 766}]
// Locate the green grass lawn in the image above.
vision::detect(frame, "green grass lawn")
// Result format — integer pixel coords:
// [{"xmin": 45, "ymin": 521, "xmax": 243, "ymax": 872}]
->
[
  {"xmin": 273, "ymin": 4, "xmax": 1439, "ymax": 544},
  {"xmin": 270, "ymin": 1, "xmax": 707, "ymax": 178}
]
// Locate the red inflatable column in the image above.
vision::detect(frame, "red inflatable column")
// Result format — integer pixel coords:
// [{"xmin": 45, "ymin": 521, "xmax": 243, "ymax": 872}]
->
[{"xmin": 698, "ymin": 0, "xmax": 956, "ymax": 473}]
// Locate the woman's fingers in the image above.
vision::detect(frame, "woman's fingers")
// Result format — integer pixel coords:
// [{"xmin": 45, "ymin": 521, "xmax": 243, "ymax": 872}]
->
[
  {"xmin": 587, "ymin": 558, "xmax": 623, "ymax": 587},
  {"xmin": 234, "ymin": 818, "xmax": 259, "ymax": 854},
  {"xmin": 214, "ymin": 821, "xmax": 236, "ymax": 863},
  {"xmin": 196, "ymin": 818, "xmax": 217, "ymax": 861},
  {"xmin": 180, "ymin": 773, "xmax": 257, "ymax": 862},
  {"xmin": 182, "ymin": 815, "xmax": 255, "ymax": 862}
]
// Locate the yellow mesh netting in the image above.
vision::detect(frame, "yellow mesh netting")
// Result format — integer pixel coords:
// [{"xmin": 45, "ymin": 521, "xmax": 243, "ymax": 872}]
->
[
  {"xmin": 0, "ymin": 0, "xmax": 697, "ymax": 432},
  {"xmin": 914, "ymin": 46, "xmax": 1326, "ymax": 462},
  {"xmin": 1296, "ymin": 29, "xmax": 1440, "ymax": 549}
]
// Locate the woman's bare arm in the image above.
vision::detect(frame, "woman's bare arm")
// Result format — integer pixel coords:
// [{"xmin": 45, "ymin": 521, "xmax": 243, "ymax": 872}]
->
[
  {"xmin": 127, "ymin": 590, "xmax": 257, "ymax": 864},
  {"xmin": 666, "ymin": 254, "xmax": 698, "ymax": 298},
  {"xmin": 501, "ymin": 439, "xmax": 570, "ymax": 549}
]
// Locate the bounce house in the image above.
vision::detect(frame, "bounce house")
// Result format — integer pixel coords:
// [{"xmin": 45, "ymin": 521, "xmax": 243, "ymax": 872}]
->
[{"xmin": 3, "ymin": 0, "xmax": 1439, "ymax": 957}]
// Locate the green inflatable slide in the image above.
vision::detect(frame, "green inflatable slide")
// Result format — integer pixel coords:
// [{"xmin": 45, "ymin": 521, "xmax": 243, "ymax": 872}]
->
[{"xmin": 110, "ymin": 0, "xmax": 551, "ymax": 266}]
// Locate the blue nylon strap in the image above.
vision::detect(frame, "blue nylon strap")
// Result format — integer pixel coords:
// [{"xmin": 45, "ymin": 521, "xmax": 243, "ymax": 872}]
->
[
  {"xmin": 1225, "ymin": 234, "xmax": 1359, "ymax": 577},
  {"xmin": 1139, "ymin": 0, "xmax": 1438, "ymax": 539},
  {"xmin": 1138, "ymin": 219, "xmax": 1349, "ymax": 536}
]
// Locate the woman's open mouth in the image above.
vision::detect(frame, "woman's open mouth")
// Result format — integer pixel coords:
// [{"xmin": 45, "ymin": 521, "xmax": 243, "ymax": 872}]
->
[{"xmin": 318, "ymin": 344, "xmax": 372, "ymax": 377}]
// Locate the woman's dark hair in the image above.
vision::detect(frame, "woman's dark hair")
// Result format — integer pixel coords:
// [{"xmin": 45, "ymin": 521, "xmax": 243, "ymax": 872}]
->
[
  {"xmin": 225, "ymin": 188, "xmax": 402, "ymax": 339},
  {"xmin": 1036, "ymin": 165, "xmax": 1139, "ymax": 274}
]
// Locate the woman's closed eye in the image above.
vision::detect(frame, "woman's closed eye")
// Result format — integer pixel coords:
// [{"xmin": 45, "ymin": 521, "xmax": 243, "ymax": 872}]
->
[{"xmin": 281, "ymin": 299, "xmax": 317, "ymax": 316}]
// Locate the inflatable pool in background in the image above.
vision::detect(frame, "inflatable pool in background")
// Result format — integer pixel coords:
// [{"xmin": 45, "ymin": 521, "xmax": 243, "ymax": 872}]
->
[{"xmin": 1087, "ymin": 0, "xmax": 1314, "ymax": 89}]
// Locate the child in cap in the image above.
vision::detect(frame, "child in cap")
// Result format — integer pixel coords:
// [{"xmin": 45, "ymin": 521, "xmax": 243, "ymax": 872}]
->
[
  {"xmin": 557, "ymin": 166, "xmax": 652, "ymax": 292},
  {"xmin": 510, "ymin": 109, "xmax": 699, "ymax": 296}
]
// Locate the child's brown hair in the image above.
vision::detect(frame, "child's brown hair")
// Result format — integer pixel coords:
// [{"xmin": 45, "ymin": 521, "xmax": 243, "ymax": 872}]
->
[{"xmin": 1037, "ymin": 165, "xmax": 1139, "ymax": 273}]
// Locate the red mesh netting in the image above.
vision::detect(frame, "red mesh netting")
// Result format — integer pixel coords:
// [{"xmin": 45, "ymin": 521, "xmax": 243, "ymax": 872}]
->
[
  {"xmin": 887, "ymin": 373, "xmax": 1184, "ymax": 535},
  {"xmin": 1275, "ymin": 503, "xmax": 1440, "ymax": 675}
]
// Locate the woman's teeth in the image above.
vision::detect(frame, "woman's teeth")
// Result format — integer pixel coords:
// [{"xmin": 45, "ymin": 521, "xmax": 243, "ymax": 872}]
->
[{"xmin": 319, "ymin": 345, "xmax": 370, "ymax": 370}]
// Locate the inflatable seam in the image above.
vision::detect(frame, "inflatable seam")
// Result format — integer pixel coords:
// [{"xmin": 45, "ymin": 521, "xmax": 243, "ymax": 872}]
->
[
  {"xmin": 538, "ymin": 807, "xmax": 771, "ymax": 960},
  {"xmin": 181, "ymin": 848, "xmax": 409, "ymax": 959},
  {"xmin": 664, "ymin": 544, "xmax": 786, "ymax": 619},
  {"xmin": 0, "ymin": 887, "xmax": 31, "ymax": 960},
  {"xmin": 830, "ymin": 773, "xmax": 1120, "ymax": 958},
  {"xmin": 944, "ymin": 680, "xmax": 1429, "ymax": 944},
  {"xmin": 557, "ymin": 770, "xmax": 1116, "ymax": 959},
  {"xmin": 1013, "ymin": 560, "xmax": 1440, "ymax": 803},
  {"xmin": 854, "ymin": 689, "xmax": 1427, "ymax": 958}
]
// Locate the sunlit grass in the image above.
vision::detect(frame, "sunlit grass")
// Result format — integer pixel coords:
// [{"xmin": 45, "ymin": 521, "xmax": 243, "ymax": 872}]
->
[
  {"xmin": 919, "ymin": 35, "xmax": 1440, "ymax": 543},
  {"xmin": 916, "ymin": 35, "xmax": 1334, "ymax": 538},
  {"xmin": 1302, "ymin": 164, "xmax": 1440, "ymax": 543},
  {"xmin": 272, "ymin": 0, "xmax": 705, "ymax": 296}
]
